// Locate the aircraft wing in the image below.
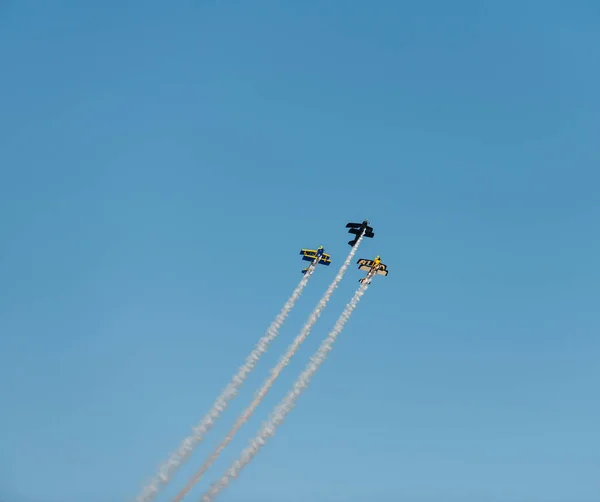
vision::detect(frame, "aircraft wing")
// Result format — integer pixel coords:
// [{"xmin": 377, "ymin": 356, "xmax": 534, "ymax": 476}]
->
[
  {"xmin": 357, "ymin": 258, "xmax": 374, "ymax": 272},
  {"xmin": 347, "ymin": 223, "xmax": 374, "ymax": 238},
  {"xmin": 376, "ymin": 268, "xmax": 388, "ymax": 276},
  {"xmin": 300, "ymin": 249, "xmax": 318, "ymax": 262},
  {"xmin": 301, "ymin": 249, "xmax": 332, "ymax": 265},
  {"xmin": 350, "ymin": 228, "xmax": 375, "ymax": 237},
  {"xmin": 320, "ymin": 254, "xmax": 332, "ymax": 266}
]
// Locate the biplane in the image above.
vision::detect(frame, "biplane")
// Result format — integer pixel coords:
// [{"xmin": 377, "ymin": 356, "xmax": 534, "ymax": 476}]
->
[
  {"xmin": 356, "ymin": 255, "xmax": 388, "ymax": 283},
  {"xmin": 346, "ymin": 219, "xmax": 375, "ymax": 246},
  {"xmin": 299, "ymin": 246, "xmax": 332, "ymax": 274}
]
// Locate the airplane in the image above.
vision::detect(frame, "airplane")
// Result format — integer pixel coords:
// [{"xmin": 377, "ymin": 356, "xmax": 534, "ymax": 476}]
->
[
  {"xmin": 356, "ymin": 255, "xmax": 388, "ymax": 284},
  {"xmin": 346, "ymin": 219, "xmax": 374, "ymax": 246},
  {"xmin": 299, "ymin": 246, "xmax": 332, "ymax": 274}
]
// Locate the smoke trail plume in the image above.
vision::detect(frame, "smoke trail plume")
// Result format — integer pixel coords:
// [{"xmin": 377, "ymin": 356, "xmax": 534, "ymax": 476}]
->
[
  {"xmin": 172, "ymin": 234, "xmax": 367, "ymax": 501},
  {"xmin": 199, "ymin": 273, "xmax": 374, "ymax": 502},
  {"xmin": 135, "ymin": 261, "xmax": 320, "ymax": 502},
  {"xmin": 199, "ymin": 278, "xmax": 374, "ymax": 502}
]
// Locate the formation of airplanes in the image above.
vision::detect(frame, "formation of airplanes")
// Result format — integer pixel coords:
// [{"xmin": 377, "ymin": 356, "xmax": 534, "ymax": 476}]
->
[{"xmin": 299, "ymin": 219, "xmax": 388, "ymax": 283}]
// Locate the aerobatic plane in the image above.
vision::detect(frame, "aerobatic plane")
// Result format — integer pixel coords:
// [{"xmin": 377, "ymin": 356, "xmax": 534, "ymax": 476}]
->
[
  {"xmin": 356, "ymin": 255, "xmax": 388, "ymax": 283},
  {"xmin": 299, "ymin": 246, "xmax": 332, "ymax": 274},
  {"xmin": 346, "ymin": 219, "xmax": 374, "ymax": 246}
]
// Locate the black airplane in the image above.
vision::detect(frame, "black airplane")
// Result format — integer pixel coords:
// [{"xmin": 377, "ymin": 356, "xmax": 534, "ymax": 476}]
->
[{"xmin": 345, "ymin": 219, "xmax": 374, "ymax": 246}]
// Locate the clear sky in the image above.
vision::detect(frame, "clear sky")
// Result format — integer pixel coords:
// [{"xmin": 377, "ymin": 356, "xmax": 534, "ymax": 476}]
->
[{"xmin": 1, "ymin": 2, "xmax": 599, "ymax": 502}]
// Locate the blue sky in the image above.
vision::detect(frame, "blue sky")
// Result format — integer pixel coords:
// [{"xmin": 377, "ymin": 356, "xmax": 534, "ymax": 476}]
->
[{"xmin": 1, "ymin": 1, "xmax": 599, "ymax": 501}]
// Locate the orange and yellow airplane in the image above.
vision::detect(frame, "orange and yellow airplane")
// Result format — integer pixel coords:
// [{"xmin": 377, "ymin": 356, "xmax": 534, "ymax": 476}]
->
[{"xmin": 356, "ymin": 255, "xmax": 388, "ymax": 284}]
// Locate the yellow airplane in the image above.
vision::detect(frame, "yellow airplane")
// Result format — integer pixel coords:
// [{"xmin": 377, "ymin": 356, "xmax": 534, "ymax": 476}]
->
[
  {"xmin": 356, "ymin": 255, "xmax": 388, "ymax": 283},
  {"xmin": 299, "ymin": 245, "xmax": 332, "ymax": 274}
]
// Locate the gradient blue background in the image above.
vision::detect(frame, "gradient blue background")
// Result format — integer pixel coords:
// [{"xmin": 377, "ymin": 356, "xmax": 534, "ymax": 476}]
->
[{"xmin": 1, "ymin": 2, "xmax": 598, "ymax": 501}]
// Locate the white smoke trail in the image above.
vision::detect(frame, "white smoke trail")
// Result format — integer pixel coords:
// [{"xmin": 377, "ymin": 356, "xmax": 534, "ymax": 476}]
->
[
  {"xmin": 171, "ymin": 234, "xmax": 366, "ymax": 501},
  {"xmin": 199, "ymin": 273, "xmax": 374, "ymax": 502},
  {"xmin": 135, "ymin": 260, "xmax": 320, "ymax": 502}
]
